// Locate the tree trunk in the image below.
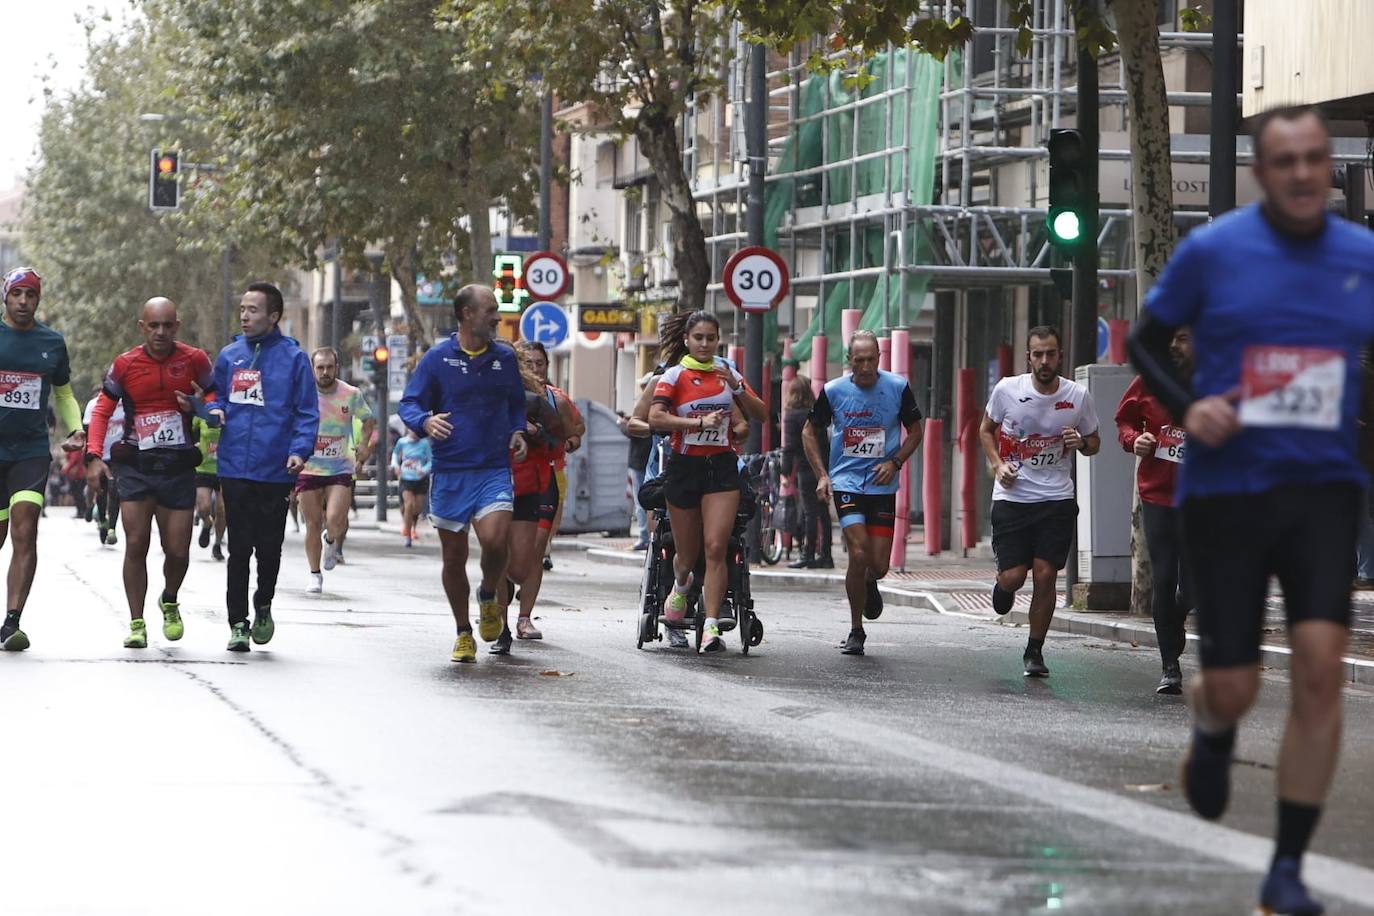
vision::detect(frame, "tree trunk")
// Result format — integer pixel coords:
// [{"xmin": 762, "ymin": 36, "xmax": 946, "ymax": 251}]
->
[
  {"xmin": 464, "ymin": 188, "xmax": 494, "ymax": 289},
  {"xmin": 386, "ymin": 242, "xmax": 429, "ymax": 352},
  {"xmin": 1111, "ymin": 0, "xmax": 1178, "ymax": 616},
  {"xmin": 637, "ymin": 112, "xmax": 710, "ymax": 311}
]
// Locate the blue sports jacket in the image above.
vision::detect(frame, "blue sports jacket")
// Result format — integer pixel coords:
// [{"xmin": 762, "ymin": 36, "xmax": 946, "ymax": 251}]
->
[
  {"xmin": 399, "ymin": 336, "xmax": 525, "ymax": 472},
  {"xmin": 212, "ymin": 328, "xmax": 319, "ymax": 484}
]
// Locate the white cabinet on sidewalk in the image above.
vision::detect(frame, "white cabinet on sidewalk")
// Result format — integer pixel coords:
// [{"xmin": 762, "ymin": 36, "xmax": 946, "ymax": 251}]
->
[{"xmin": 1075, "ymin": 364, "xmax": 1134, "ymax": 607}]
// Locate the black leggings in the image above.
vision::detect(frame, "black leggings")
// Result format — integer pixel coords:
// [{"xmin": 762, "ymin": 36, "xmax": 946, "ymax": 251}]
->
[
  {"xmin": 1142, "ymin": 500, "xmax": 1190, "ymax": 665},
  {"xmin": 797, "ymin": 470, "xmax": 832, "ymax": 559},
  {"xmin": 221, "ymin": 478, "xmax": 292, "ymax": 624}
]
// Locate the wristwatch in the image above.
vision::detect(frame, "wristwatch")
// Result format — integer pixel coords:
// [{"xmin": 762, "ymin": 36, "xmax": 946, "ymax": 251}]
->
[
  {"xmin": 891, "ymin": 456, "xmax": 904, "ymax": 470},
  {"xmin": 731, "ymin": 381, "xmax": 745, "ymax": 395}
]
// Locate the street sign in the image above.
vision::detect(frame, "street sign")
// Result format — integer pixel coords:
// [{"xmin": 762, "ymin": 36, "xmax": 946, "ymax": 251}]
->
[
  {"xmin": 386, "ymin": 334, "xmax": 409, "ymax": 395},
  {"xmin": 360, "ymin": 334, "xmax": 379, "ymax": 374},
  {"xmin": 578, "ymin": 304, "xmax": 638, "ymax": 333},
  {"xmin": 722, "ymin": 246, "xmax": 789, "ymax": 312},
  {"xmin": 1096, "ymin": 317, "xmax": 1110, "ymax": 361},
  {"xmin": 520, "ymin": 301, "xmax": 570, "ymax": 348},
  {"xmin": 522, "ymin": 251, "xmax": 570, "ymax": 300}
]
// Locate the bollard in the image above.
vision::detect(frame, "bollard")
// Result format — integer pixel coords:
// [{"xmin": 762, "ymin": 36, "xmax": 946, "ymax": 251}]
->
[
  {"xmin": 810, "ymin": 334, "xmax": 828, "ymax": 397},
  {"xmin": 956, "ymin": 367, "xmax": 978, "ymax": 551},
  {"xmin": 923, "ymin": 418, "xmax": 943, "ymax": 555},
  {"xmin": 890, "ymin": 329, "xmax": 910, "ymax": 571}
]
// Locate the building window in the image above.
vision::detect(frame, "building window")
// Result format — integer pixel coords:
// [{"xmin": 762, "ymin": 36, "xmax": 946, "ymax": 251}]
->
[{"xmin": 626, "ymin": 196, "xmax": 643, "ymax": 254}]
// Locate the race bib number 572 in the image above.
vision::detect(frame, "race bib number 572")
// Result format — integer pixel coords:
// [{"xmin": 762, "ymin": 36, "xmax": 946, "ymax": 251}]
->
[{"xmin": 1238, "ymin": 346, "xmax": 1344, "ymax": 431}]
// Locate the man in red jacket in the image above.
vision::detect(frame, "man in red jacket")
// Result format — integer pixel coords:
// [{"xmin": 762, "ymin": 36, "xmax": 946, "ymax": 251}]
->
[{"xmin": 1116, "ymin": 327, "xmax": 1193, "ymax": 694}]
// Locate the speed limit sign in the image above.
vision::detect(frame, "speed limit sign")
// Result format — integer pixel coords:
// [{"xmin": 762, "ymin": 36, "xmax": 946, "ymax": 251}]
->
[
  {"xmin": 723, "ymin": 246, "xmax": 789, "ymax": 312},
  {"xmin": 523, "ymin": 251, "xmax": 570, "ymax": 300}
]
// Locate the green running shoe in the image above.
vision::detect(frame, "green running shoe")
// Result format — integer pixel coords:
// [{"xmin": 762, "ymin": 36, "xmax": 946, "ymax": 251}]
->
[
  {"xmin": 251, "ymin": 607, "xmax": 274, "ymax": 645},
  {"xmin": 160, "ymin": 597, "xmax": 184, "ymax": 641},
  {"xmin": 227, "ymin": 621, "xmax": 251, "ymax": 652},
  {"xmin": 124, "ymin": 618, "xmax": 148, "ymax": 649}
]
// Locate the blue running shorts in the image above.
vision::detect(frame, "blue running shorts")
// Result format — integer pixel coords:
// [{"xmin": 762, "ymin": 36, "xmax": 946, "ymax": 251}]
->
[{"xmin": 429, "ymin": 468, "xmax": 515, "ymax": 533}]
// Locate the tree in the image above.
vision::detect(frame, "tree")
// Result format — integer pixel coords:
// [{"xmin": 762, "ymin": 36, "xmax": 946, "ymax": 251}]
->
[
  {"xmin": 23, "ymin": 23, "xmax": 274, "ymax": 396},
  {"xmin": 438, "ymin": 0, "xmax": 733, "ymax": 311},
  {"xmin": 147, "ymin": 0, "xmax": 542, "ymax": 349}
]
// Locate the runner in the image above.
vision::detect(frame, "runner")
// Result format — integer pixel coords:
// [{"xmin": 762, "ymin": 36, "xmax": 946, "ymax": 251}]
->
[
  {"xmin": 83, "ymin": 387, "xmax": 124, "ymax": 546},
  {"xmin": 1129, "ymin": 105, "xmax": 1374, "ymax": 914},
  {"xmin": 1115, "ymin": 327, "xmax": 1193, "ymax": 695},
  {"xmin": 391, "ymin": 427, "xmax": 432, "ymax": 547},
  {"xmin": 0, "ymin": 267, "xmax": 85, "ymax": 651},
  {"xmin": 192, "ymin": 416, "xmax": 225, "ymax": 561},
  {"xmin": 398, "ymin": 284, "xmax": 527, "ymax": 663},
  {"xmin": 297, "ymin": 347, "xmax": 375, "ymax": 594},
  {"xmin": 85, "ymin": 297, "xmax": 216, "ymax": 649},
  {"xmin": 207, "ymin": 281, "xmax": 319, "ymax": 652},
  {"xmin": 978, "ymin": 325, "xmax": 1100, "ymax": 678},
  {"xmin": 647, "ymin": 309, "xmax": 766, "ymax": 654},
  {"xmin": 530, "ymin": 348, "xmax": 583, "ymax": 573},
  {"xmin": 803, "ymin": 330, "xmax": 923, "ymax": 656}
]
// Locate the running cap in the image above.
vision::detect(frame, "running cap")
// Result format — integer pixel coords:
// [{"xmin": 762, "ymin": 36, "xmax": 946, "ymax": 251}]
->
[{"xmin": 2, "ymin": 267, "xmax": 42, "ymax": 300}]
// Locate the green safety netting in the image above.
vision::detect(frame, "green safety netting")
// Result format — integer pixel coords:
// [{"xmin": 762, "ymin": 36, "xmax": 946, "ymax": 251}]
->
[{"xmin": 763, "ymin": 48, "xmax": 945, "ymax": 363}]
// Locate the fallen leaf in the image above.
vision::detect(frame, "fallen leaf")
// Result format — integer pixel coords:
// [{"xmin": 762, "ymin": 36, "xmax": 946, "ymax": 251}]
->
[
  {"xmin": 1130, "ymin": 640, "xmax": 1140, "ymax": 648},
  {"xmin": 539, "ymin": 670, "xmax": 574, "ymax": 677},
  {"xmin": 1124, "ymin": 783, "xmax": 1171, "ymax": 793}
]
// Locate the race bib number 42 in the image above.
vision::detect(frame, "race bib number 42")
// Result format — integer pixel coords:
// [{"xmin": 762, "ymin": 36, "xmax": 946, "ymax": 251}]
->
[
  {"xmin": 842, "ymin": 426, "xmax": 886, "ymax": 458},
  {"xmin": 134, "ymin": 410, "xmax": 186, "ymax": 451},
  {"xmin": 0, "ymin": 371, "xmax": 42, "ymax": 410},
  {"xmin": 1239, "ymin": 346, "xmax": 1344, "ymax": 431},
  {"xmin": 230, "ymin": 369, "xmax": 265, "ymax": 406}
]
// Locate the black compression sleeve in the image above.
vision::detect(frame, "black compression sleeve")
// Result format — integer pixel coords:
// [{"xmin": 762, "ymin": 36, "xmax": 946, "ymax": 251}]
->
[{"xmin": 1127, "ymin": 310, "xmax": 1192, "ymax": 422}]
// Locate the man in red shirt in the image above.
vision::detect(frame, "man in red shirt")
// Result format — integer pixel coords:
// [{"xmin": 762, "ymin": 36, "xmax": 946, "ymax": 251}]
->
[
  {"xmin": 1116, "ymin": 327, "xmax": 1193, "ymax": 694},
  {"xmin": 86, "ymin": 297, "xmax": 216, "ymax": 649}
]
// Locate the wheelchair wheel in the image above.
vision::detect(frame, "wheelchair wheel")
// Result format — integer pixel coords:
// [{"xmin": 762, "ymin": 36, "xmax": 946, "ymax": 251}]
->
[
  {"xmin": 637, "ymin": 611, "xmax": 656, "ymax": 649},
  {"xmin": 749, "ymin": 616, "xmax": 764, "ymax": 647},
  {"xmin": 759, "ymin": 522, "xmax": 784, "ymax": 565}
]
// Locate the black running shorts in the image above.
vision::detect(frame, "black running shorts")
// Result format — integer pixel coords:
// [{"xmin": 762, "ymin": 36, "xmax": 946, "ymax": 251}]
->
[
  {"xmin": 990, "ymin": 498, "xmax": 1078, "ymax": 572},
  {"xmin": 114, "ymin": 463, "xmax": 197, "ymax": 510},
  {"xmin": 0, "ymin": 456, "xmax": 51, "ymax": 516},
  {"xmin": 1182, "ymin": 481, "xmax": 1357, "ymax": 669},
  {"xmin": 662, "ymin": 451, "xmax": 740, "ymax": 510}
]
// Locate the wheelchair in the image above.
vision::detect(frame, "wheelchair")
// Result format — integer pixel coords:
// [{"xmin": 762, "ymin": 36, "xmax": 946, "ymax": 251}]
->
[{"xmin": 635, "ymin": 477, "xmax": 765, "ymax": 654}]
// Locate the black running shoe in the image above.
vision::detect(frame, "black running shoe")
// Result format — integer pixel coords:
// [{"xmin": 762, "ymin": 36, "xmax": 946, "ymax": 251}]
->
[
  {"xmin": 1023, "ymin": 647, "xmax": 1049, "ymax": 678},
  {"xmin": 1181, "ymin": 727, "xmax": 1233, "ymax": 820},
  {"xmin": 212, "ymin": 542, "xmax": 224, "ymax": 561},
  {"xmin": 841, "ymin": 628, "xmax": 866, "ymax": 656},
  {"xmin": 1, "ymin": 612, "xmax": 28, "ymax": 652},
  {"xmin": 992, "ymin": 584, "xmax": 1015, "ymax": 615},
  {"xmin": 1156, "ymin": 661, "xmax": 1183, "ymax": 695},
  {"xmin": 1259, "ymin": 856, "xmax": 1324, "ymax": 916},
  {"xmin": 863, "ymin": 580, "xmax": 883, "ymax": 620},
  {"xmin": 198, "ymin": 523, "xmax": 211, "ymax": 549},
  {"xmin": 542, "ymin": 555, "xmax": 554, "ymax": 571},
  {"xmin": 490, "ymin": 626, "xmax": 513, "ymax": 655}
]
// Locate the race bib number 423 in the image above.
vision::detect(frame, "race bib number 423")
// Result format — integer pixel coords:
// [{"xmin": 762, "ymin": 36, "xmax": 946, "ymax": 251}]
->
[
  {"xmin": 230, "ymin": 369, "xmax": 265, "ymax": 406},
  {"xmin": 0, "ymin": 371, "xmax": 42, "ymax": 410},
  {"xmin": 1238, "ymin": 346, "xmax": 1344, "ymax": 431}
]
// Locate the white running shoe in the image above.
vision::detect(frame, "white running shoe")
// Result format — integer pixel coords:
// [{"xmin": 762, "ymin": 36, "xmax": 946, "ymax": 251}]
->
[
  {"xmin": 307, "ymin": 572, "xmax": 324, "ymax": 594},
  {"xmin": 322, "ymin": 538, "xmax": 339, "ymax": 571}
]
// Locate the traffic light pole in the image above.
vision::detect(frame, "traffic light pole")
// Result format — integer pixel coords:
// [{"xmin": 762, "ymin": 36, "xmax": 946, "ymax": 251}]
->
[
  {"xmin": 538, "ymin": 92, "xmax": 553, "ymax": 252},
  {"xmin": 368, "ymin": 254, "xmax": 389, "ymax": 523},
  {"xmin": 743, "ymin": 40, "xmax": 768, "ymax": 562},
  {"xmin": 1070, "ymin": 46, "xmax": 1099, "ymax": 374}
]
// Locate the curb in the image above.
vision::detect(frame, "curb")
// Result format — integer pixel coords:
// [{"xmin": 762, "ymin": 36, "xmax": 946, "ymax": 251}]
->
[{"xmin": 566, "ymin": 541, "xmax": 1374, "ymax": 688}]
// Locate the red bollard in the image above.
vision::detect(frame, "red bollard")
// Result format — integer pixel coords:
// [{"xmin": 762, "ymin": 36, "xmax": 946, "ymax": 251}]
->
[
  {"xmin": 810, "ymin": 334, "xmax": 828, "ymax": 397},
  {"xmin": 923, "ymin": 418, "xmax": 943, "ymax": 555},
  {"xmin": 889, "ymin": 329, "xmax": 909, "ymax": 570},
  {"xmin": 1109, "ymin": 319, "xmax": 1130, "ymax": 365},
  {"xmin": 956, "ymin": 368, "xmax": 978, "ymax": 551}
]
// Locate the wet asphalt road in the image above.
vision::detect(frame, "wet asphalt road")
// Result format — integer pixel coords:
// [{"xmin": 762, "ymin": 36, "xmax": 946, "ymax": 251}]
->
[{"xmin": 4, "ymin": 515, "xmax": 1374, "ymax": 915}]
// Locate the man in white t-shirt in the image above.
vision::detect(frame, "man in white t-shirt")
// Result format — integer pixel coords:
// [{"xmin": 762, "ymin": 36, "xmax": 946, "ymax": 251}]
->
[
  {"xmin": 83, "ymin": 392, "xmax": 125, "ymax": 546},
  {"xmin": 978, "ymin": 325, "xmax": 1101, "ymax": 677}
]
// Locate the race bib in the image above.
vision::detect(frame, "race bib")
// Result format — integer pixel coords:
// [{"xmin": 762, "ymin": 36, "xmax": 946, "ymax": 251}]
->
[
  {"xmin": 1239, "ymin": 346, "xmax": 1344, "ymax": 431},
  {"xmin": 314, "ymin": 435, "xmax": 346, "ymax": 460},
  {"xmin": 684, "ymin": 410, "xmax": 729, "ymax": 447},
  {"xmin": 1154, "ymin": 425, "xmax": 1187, "ymax": 464},
  {"xmin": 842, "ymin": 426, "xmax": 886, "ymax": 459},
  {"xmin": 1001, "ymin": 432, "xmax": 1065, "ymax": 468},
  {"xmin": 0, "ymin": 371, "xmax": 42, "ymax": 410},
  {"xmin": 134, "ymin": 410, "xmax": 186, "ymax": 451},
  {"xmin": 206, "ymin": 438, "xmax": 217, "ymax": 458},
  {"xmin": 230, "ymin": 368, "xmax": 265, "ymax": 407},
  {"xmin": 401, "ymin": 457, "xmax": 421, "ymax": 474}
]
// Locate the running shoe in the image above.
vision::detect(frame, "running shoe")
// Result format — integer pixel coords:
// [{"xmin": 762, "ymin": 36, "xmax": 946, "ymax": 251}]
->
[
  {"xmin": 97, "ymin": 524, "xmax": 108, "ymax": 544},
  {"xmin": 1023, "ymin": 647, "xmax": 1049, "ymax": 678},
  {"xmin": 992, "ymin": 584, "xmax": 1015, "ymax": 616},
  {"xmin": 699, "ymin": 621, "xmax": 724, "ymax": 653},
  {"xmin": 334, "ymin": 549, "xmax": 346, "ymax": 565},
  {"xmin": 123, "ymin": 618, "xmax": 148, "ymax": 649},
  {"xmin": 404, "ymin": 535, "xmax": 413, "ymax": 549},
  {"xmin": 251, "ymin": 607, "xmax": 275, "ymax": 645},
  {"xmin": 160, "ymin": 597, "xmax": 184, "ymax": 641},
  {"xmin": 1181, "ymin": 727, "xmax": 1233, "ymax": 821},
  {"xmin": 490, "ymin": 626, "xmax": 513, "ymax": 655},
  {"xmin": 1259, "ymin": 856, "xmax": 1324, "ymax": 915},
  {"xmin": 864, "ymin": 579, "xmax": 884, "ymax": 620},
  {"xmin": 663, "ymin": 589, "xmax": 689, "ymax": 626},
  {"xmin": 451, "ymin": 631, "xmax": 476, "ymax": 663},
  {"xmin": 322, "ymin": 537, "xmax": 339, "ymax": 571},
  {"xmin": 477, "ymin": 590, "xmax": 503, "ymax": 642},
  {"xmin": 666, "ymin": 627, "xmax": 690, "ymax": 649},
  {"xmin": 211, "ymin": 542, "xmax": 224, "ymax": 562},
  {"xmin": 516, "ymin": 617, "xmax": 543, "ymax": 640},
  {"xmin": 841, "ymin": 628, "xmax": 866, "ymax": 656},
  {"xmin": 542, "ymin": 555, "xmax": 553, "ymax": 571},
  {"xmin": 198, "ymin": 523, "xmax": 211, "ymax": 549},
  {"xmin": 307, "ymin": 572, "xmax": 323, "ymax": 594},
  {"xmin": 1, "ymin": 613, "xmax": 29, "ymax": 651},
  {"xmin": 1156, "ymin": 661, "xmax": 1183, "ymax": 696},
  {"xmin": 105, "ymin": 529, "xmax": 118, "ymax": 546},
  {"xmin": 227, "ymin": 622, "xmax": 251, "ymax": 652}
]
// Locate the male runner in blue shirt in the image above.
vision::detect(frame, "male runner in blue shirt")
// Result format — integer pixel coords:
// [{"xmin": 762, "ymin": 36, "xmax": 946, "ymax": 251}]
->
[
  {"xmin": 1130, "ymin": 104, "xmax": 1374, "ymax": 915},
  {"xmin": 803, "ymin": 330, "xmax": 923, "ymax": 656}
]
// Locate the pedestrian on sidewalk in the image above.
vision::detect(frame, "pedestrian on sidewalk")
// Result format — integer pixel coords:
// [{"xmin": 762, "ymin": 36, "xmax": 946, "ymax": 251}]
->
[
  {"xmin": 619, "ymin": 387, "xmax": 652, "ymax": 550},
  {"xmin": 1128, "ymin": 104, "xmax": 1374, "ymax": 914},
  {"xmin": 782, "ymin": 374, "xmax": 832, "ymax": 569},
  {"xmin": 979, "ymin": 325, "xmax": 1100, "ymax": 677},
  {"xmin": 1115, "ymin": 327, "xmax": 1193, "ymax": 695}
]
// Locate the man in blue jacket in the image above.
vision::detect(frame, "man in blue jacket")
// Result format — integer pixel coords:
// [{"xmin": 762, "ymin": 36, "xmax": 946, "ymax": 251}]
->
[
  {"xmin": 400, "ymin": 284, "xmax": 527, "ymax": 663},
  {"xmin": 209, "ymin": 282, "xmax": 319, "ymax": 652}
]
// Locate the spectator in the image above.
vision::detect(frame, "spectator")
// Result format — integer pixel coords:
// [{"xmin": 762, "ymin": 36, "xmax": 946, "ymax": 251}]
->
[
  {"xmin": 620, "ymin": 389, "xmax": 652, "ymax": 549},
  {"xmin": 782, "ymin": 374, "xmax": 832, "ymax": 569}
]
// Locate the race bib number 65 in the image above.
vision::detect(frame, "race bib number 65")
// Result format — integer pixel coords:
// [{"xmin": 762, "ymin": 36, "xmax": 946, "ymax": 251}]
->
[
  {"xmin": 1238, "ymin": 346, "xmax": 1344, "ymax": 431},
  {"xmin": 230, "ymin": 368, "xmax": 265, "ymax": 406}
]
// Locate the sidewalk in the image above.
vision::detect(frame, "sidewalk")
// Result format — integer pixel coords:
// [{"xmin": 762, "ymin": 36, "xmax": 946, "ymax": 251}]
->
[{"xmin": 554, "ymin": 532, "xmax": 1374, "ymax": 686}]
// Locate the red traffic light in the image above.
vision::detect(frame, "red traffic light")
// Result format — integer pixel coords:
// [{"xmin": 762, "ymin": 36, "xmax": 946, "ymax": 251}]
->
[
  {"xmin": 373, "ymin": 346, "xmax": 389, "ymax": 365},
  {"xmin": 157, "ymin": 156, "xmax": 177, "ymax": 175}
]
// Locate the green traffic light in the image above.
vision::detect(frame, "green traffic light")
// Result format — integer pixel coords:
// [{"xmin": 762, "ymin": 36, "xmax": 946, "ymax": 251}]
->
[{"xmin": 1051, "ymin": 210, "xmax": 1082, "ymax": 243}]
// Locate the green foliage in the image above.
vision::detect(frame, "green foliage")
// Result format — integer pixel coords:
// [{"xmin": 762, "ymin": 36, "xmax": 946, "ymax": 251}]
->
[{"xmin": 1179, "ymin": 6, "xmax": 1213, "ymax": 32}]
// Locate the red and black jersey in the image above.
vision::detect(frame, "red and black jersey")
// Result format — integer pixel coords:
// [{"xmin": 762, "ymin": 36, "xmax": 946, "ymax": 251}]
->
[
  {"xmin": 87, "ymin": 341, "xmax": 215, "ymax": 459},
  {"xmin": 652, "ymin": 358, "xmax": 753, "ymax": 457}
]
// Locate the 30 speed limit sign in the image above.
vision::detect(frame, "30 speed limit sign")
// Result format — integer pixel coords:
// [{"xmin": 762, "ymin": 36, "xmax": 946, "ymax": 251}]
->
[
  {"xmin": 723, "ymin": 246, "xmax": 789, "ymax": 312},
  {"xmin": 523, "ymin": 251, "xmax": 570, "ymax": 300}
]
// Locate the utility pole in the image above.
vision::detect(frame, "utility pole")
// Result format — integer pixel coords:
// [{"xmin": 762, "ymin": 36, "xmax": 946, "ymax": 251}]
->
[
  {"xmin": 539, "ymin": 92, "xmax": 553, "ymax": 251},
  {"xmin": 745, "ymin": 42, "xmax": 767, "ymax": 450},
  {"xmin": 1208, "ymin": 0, "xmax": 1238, "ymax": 216},
  {"xmin": 331, "ymin": 255, "xmax": 343, "ymax": 356},
  {"xmin": 1070, "ymin": 46, "xmax": 1099, "ymax": 372},
  {"xmin": 368, "ymin": 254, "xmax": 389, "ymax": 523}
]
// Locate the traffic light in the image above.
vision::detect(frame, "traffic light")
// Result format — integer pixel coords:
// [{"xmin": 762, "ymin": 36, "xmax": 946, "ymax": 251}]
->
[
  {"xmin": 149, "ymin": 149, "xmax": 180, "ymax": 211},
  {"xmin": 492, "ymin": 253, "xmax": 529, "ymax": 313},
  {"xmin": 1047, "ymin": 129, "xmax": 1090, "ymax": 250},
  {"xmin": 372, "ymin": 345, "xmax": 389, "ymax": 384}
]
